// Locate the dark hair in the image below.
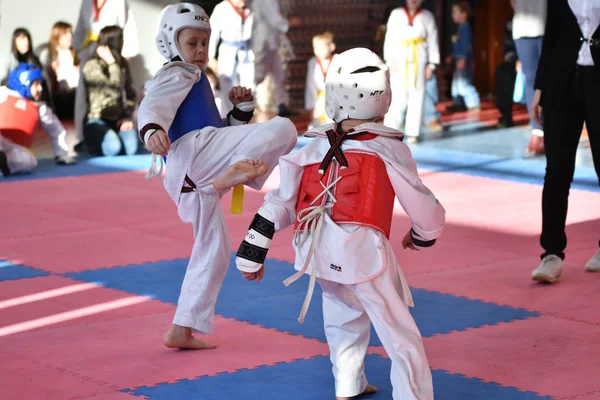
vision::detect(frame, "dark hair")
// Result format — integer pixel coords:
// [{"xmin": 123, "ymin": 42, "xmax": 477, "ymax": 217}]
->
[
  {"xmin": 11, "ymin": 27, "xmax": 41, "ymax": 66},
  {"xmin": 97, "ymin": 25, "xmax": 125, "ymax": 64},
  {"xmin": 453, "ymin": 1, "xmax": 471, "ymax": 18}
]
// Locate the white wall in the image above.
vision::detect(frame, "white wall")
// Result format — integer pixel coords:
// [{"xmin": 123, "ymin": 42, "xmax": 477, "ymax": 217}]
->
[{"xmin": 0, "ymin": 0, "xmax": 172, "ymax": 90}]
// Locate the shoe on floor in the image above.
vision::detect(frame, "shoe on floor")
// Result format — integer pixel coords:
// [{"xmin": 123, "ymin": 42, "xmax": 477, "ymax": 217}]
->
[
  {"xmin": 426, "ymin": 119, "xmax": 444, "ymax": 132},
  {"xmin": 55, "ymin": 156, "xmax": 76, "ymax": 165},
  {"xmin": 532, "ymin": 255, "xmax": 563, "ymax": 283},
  {"xmin": 585, "ymin": 248, "xmax": 600, "ymax": 272},
  {"xmin": 74, "ymin": 141, "xmax": 87, "ymax": 154},
  {"xmin": 0, "ymin": 151, "xmax": 11, "ymax": 177},
  {"xmin": 497, "ymin": 117, "xmax": 514, "ymax": 128},
  {"xmin": 446, "ymin": 104, "xmax": 467, "ymax": 113}
]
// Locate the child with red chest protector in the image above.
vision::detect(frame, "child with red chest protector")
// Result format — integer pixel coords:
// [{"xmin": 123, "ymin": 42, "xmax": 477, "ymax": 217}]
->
[{"xmin": 236, "ymin": 48, "xmax": 445, "ymax": 400}]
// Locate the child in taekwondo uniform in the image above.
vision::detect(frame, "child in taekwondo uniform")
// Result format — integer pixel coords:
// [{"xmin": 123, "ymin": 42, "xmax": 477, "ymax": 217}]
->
[
  {"xmin": 236, "ymin": 48, "xmax": 445, "ymax": 400},
  {"xmin": 138, "ymin": 3, "xmax": 297, "ymax": 350},
  {"xmin": 383, "ymin": 0, "xmax": 439, "ymax": 141},
  {"xmin": 305, "ymin": 31, "xmax": 337, "ymax": 129}
]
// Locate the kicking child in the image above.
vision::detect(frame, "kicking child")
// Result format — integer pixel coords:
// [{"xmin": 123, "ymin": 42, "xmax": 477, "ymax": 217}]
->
[
  {"xmin": 139, "ymin": 3, "xmax": 297, "ymax": 350},
  {"xmin": 236, "ymin": 48, "xmax": 445, "ymax": 399}
]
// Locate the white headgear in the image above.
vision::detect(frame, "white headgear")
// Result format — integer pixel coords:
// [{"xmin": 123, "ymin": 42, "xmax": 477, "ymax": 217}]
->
[
  {"xmin": 325, "ymin": 48, "xmax": 392, "ymax": 122},
  {"xmin": 155, "ymin": 3, "xmax": 211, "ymax": 62}
]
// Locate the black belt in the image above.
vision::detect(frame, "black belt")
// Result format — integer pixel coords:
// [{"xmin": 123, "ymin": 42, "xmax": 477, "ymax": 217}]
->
[
  {"xmin": 581, "ymin": 37, "xmax": 600, "ymax": 48},
  {"xmin": 181, "ymin": 175, "xmax": 196, "ymax": 193}
]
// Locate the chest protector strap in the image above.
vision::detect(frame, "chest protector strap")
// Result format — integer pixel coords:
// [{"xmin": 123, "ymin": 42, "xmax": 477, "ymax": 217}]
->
[{"xmin": 284, "ymin": 126, "xmax": 395, "ymax": 324}]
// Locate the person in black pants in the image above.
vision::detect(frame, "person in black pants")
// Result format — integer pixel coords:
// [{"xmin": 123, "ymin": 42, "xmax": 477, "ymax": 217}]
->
[
  {"xmin": 496, "ymin": 10, "xmax": 519, "ymax": 128},
  {"xmin": 531, "ymin": 0, "xmax": 600, "ymax": 283}
]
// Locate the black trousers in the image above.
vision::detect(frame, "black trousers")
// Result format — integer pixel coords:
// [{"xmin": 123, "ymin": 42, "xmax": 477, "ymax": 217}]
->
[
  {"xmin": 496, "ymin": 62, "xmax": 517, "ymax": 124},
  {"xmin": 541, "ymin": 66, "xmax": 600, "ymax": 259}
]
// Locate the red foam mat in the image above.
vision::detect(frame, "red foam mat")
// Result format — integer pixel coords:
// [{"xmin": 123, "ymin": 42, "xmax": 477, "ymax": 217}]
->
[
  {"xmin": 0, "ymin": 201, "xmax": 106, "ymax": 241},
  {"xmin": 0, "ymin": 312, "xmax": 330, "ymax": 391},
  {"xmin": 408, "ymin": 255, "xmax": 600, "ymax": 314},
  {"xmin": 422, "ymin": 316, "xmax": 600, "ymax": 399},
  {"xmin": 0, "ymin": 276, "xmax": 173, "ymax": 335},
  {"xmin": 0, "ymin": 226, "xmax": 193, "ymax": 273},
  {"xmin": 0, "ymin": 350, "xmax": 116, "ymax": 400}
]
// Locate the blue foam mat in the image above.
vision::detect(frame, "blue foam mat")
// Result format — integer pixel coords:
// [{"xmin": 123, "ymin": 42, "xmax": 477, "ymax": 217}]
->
[
  {"xmin": 125, "ymin": 354, "xmax": 551, "ymax": 400},
  {"xmin": 65, "ymin": 254, "xmax": 538, "ymax": 343},
  {"xmin": 0, "ymin": 260, "xmax": 49, "ymax": 282}
]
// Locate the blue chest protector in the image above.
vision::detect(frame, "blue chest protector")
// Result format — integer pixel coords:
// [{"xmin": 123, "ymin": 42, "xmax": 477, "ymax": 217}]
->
[{"xmin": 168, "ymin": 73, "xmax": 224, "ymax": 144}]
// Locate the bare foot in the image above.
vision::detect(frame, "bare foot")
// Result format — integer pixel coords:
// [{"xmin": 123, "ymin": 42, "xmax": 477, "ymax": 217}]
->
[
  {"xmin": 163, "ymin": 324, "xmax": 217, "ymax": 350},
  {"xmin": 336, "ymin": 384, "xmax": 378, "ymax": 399},
  {"xmin": 213, "ymin": 159, "xmax": 268, "ymax": 191},
  {"xmin": 337, "ymin": 384, "xmax": 379, "ymax": 400}
]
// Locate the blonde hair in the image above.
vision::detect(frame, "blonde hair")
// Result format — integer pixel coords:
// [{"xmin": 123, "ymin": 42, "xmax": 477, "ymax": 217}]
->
[
  {"xmin": 312, "ymin": 31, "xmax": 335, "ymax": 44},
  {"xmin": 48, "ymin": 21, "xmax": 74, "ymax": 63}
]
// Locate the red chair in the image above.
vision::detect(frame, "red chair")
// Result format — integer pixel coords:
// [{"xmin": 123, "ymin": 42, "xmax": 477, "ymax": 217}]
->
[{"xmin": 0, "ymin": 88, "xmax": 39, "ymax": 148}]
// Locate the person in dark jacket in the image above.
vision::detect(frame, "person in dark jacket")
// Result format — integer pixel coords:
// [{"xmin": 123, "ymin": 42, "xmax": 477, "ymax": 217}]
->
[{"xmin": 530, "ymin": 0, "xmax": 600, "ymax": 283}]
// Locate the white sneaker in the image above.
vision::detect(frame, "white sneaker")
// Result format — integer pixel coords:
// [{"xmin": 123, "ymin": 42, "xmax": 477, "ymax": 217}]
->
[
  {"xmin": 532, "ymin": 255, "xmax": 563, "ymax": 283},
  {"xmin": 585, "ymin": 248, "xmax": 600, "ymax": 272}
]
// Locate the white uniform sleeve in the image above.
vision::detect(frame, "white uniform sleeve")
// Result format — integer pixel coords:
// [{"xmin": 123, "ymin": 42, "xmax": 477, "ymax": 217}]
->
[
  {"xmin": 261, "ymin": 159, "xmax": 304, "ymax": 232},
  {"xmin": 121, "ymin": 0, "xmax": 140, "ymax": 58},
  {"xmin": 137, "ymin": 64, "xmax": 199, "ymax": 143},
  {"xmin": 259, "ymin": 0, "xmax": 289, "ymax": 33},
  {"xmin": 385, "ymin": 145, "xmax": 445, "ymax": 248},
  {"xmin": 424, "ymin": 11, "xmax": 440, "ymax": 66},
  {"xmin": 383, "ymin": 8, "xmax": 401, "ymax": 63},
  {"xmin": 226, "ymin": 101, "xmax": 255, "ymax": 126},
  {"xmin": 304, "ymin": 57, "xmax": 317, "ymax": 110}
]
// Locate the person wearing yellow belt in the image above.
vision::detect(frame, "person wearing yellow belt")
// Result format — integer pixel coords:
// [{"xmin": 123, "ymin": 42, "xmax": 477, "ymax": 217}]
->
[{"xmin": 383, "ymin": 0, "xmax": 439, "ymax": 141}]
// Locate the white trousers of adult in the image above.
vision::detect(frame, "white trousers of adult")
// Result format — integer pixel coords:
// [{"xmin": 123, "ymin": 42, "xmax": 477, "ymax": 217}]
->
[{"xmin": 254, "ymin": 49, "xmax": 288, "ymax": 106}]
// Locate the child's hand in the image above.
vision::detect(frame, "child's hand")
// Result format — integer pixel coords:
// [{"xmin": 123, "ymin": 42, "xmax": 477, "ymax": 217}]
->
[
  {"xmin": 118, "ymin": 119, "xmax": 134, "ymax": 132},
  {"xmin": 456, "ymin": 59, "xmax": 466, "ymax": 71},
  {"xmin": 401, "ymin": 230, "xmax": 418, "ymax": 251},
  {"xmin": 147, "ymin": 129, "xmax": 171, "ymax": 156},
  {"xmin": 425, "ymin": 65, "xmax": 433, "ymax": 80},
  {"xmin": 242, "ymin": 266, "xmax": 264, "ymax": 283},
  {"xmin": 229, "ymin": 86, "xmax": 253, "ymax": 105},
  {"xmin": 96, "ymin": 45, "xmax": 116, "ymax": 65}
]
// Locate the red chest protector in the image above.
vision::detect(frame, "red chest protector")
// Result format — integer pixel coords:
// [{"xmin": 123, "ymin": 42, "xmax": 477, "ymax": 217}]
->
[{"xmin": 294, "ymin": 149, "xmax": 396, "ymax": 239}]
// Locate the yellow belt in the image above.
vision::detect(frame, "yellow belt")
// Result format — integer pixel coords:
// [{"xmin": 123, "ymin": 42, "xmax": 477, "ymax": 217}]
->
[
  {"xmin": 397, "ymin": 37, "xmax": 426, "ymax": 88},
  {"xmin": 82, "ymin": 30, "xmax": 99, "ymax": 49},
  {"xmin": 230, "ymin": 184, "xmax": 245, "ymax": 214}
]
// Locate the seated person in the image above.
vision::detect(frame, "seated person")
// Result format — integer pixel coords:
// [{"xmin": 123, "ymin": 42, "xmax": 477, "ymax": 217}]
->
[{"xmin": 81, "ymin": 26, "xmax": 137, "ymax": 156}]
